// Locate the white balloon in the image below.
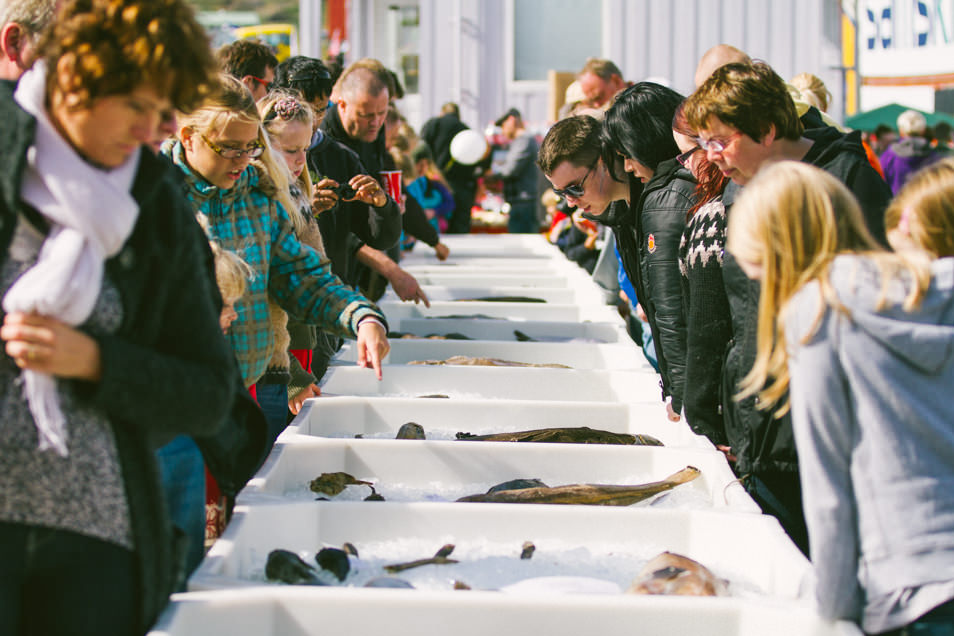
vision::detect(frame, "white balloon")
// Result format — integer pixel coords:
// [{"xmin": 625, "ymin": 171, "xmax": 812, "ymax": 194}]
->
[{"xmin": 449, "ymin": 129, "xmax": 488, "ymax": 165}]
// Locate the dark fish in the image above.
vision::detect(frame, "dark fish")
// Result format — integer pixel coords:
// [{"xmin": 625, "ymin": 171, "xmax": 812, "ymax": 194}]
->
[
  {"xmin": 513, "ymin": 330, "xmax": 536, "ymax": 342},
  {"xmin": 396, "ymin": 422, "xmax": 426, "ymax": 440},
  {"xmin": 487, "ymin": 478, "xmax": 549, "ymax": 493},
  {"xmin": 309, "ymin": 472, "xmax": 374, "ymax": 496},
  {"xmin": 453, "ymin": 580, "xmax": 472, "ymax": 590},
  {"xmin": 416, "ymin": 393, "xmax": 449, "ymax": 399},
  {"xmin": 315, "ymin": 547, "xmax": 350, "ymax": 582},
  {"xmin": 455, "ymin": 426, "xmax": 661, "ymax": 446},
  {"xmin": 265, "ymin": 549, "xmax": 324, "ymax": 586},
  {"xmin": 409, "ymin": 355, "xmax": 571, "ymax": 369},
  {"xmin": 364, "ymin": 577, "xmax": 415, "ymax": 589},
  {"xmin": 384, "ymin": 544, "xmax": 458, "ymax": 573},
  {"xmin": 627, "ymin": 551, "xmax": 728, "ymax": 596},
  {"xmin": 457, "ymin": 296, "xmax": 546, "ymax": 303},
  {"xmin": 428, "ymin": 314, "xmax": 498, "ymax": 320},
  {"xmin": 520, "ymin": 541, "xmax": 536, "ymax": 560},
  {"xmin": 388, "ymin": 332, "xmax": 472, "ymax": 340},
  {"xmin": 456, "ymin": 466, "xmax": 701, "ymax": 506},
  {"xmin": 342, "ymin": 542, "xmax": 359, "ymax": 557}
]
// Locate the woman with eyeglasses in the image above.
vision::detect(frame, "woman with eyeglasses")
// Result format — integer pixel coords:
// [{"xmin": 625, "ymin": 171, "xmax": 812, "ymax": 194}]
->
[
  {"xmin": 601, "ymin": 82, "xmax": 696, "ymax": 424},
  {"xmin": 671, "ymin": 103, "xmax": 734, "ymax": 458},
  {"xmin": 166, "ymin": 74, "xmax": 390, "ymax": 427}
]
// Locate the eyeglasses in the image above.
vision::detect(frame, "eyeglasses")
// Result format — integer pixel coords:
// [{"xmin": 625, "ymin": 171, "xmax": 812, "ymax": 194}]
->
[
  {"xmin": 552, "ymin": 162, "xmax": 596, "ymax": 199},
  {"xmin": 694, "ymin": 131, "xmax": 742, "ymax": 153},
  {"xmin": 249, "ymin": 75, "xmax": 273, "ymax": 92},
  {"xmin": 676, "ymin": 147, "xmax": 700, "ymax": 168},
  {"xmin": 200, "ymin": 133, "xmax": 265, "ymax": 159}
]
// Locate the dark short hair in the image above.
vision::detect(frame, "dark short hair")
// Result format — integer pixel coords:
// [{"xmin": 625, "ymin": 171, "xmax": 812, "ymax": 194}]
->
[
  {"xmin": 537, "ymin": 115, "xmax": 603, "ymax": 175},
  {"xmin": 216, "ymin": 39, "xmax": 278, "ymax": 80},
  {"xmin": 684, "ymin": 61, "xmax": 803, "ymax": 143},
  {"xmin": 602, "ymin": 82, "xmax": 684, "ymax": 178},
  {"xmin": 274, "ymin": 55, "xmax": 333, "ymax": 102}
]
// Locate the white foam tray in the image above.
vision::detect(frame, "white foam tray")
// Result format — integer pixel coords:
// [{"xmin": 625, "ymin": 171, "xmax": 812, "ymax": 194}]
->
[
  {"xmin": 319, "ymin": 366, "xmax": 661, "ymax": 403},
  {"xmin": 152, "ymin": 587, "xmax": 861, "ymax": 636},
  {"xmin": 190, "ymin": 502, "xmax": 795, "ymax": 598},
  {"xmin": 401, "ymin": 234, "xmax": 565, "ymax": 259},
  {"xmin": 379, "ymin": 299, "xmax": 623, "ymax": 323},
  {"xmin": 405, "ymin": 272, "xmax": 576, "ymax": 288},
  {"xmin": 333, "ymin": 339, "xmax": 650, "ymax": 371},
  {"xmin": 281, "ymin": 396, "xmax": 708, "ymax": 449},
  {"xmin": 387, "ymin": 317, "xmax": 629, "ymax": 343},
  {"xmin": 401, "ymin": 258, "xmax": 576, "ymax": 273},
  {"xmin": 237, "ymin": 437, "xmax": 755, "ymax": 512},
  {"xmin": 381, "ymin": 284, "xmax": 602, "ymax": 306}
]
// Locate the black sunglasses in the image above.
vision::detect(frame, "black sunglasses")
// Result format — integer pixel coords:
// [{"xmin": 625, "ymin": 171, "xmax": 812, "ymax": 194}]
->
[{"xmin": 552, "ymin": 161, "xmax": 596, "ymax": 199}]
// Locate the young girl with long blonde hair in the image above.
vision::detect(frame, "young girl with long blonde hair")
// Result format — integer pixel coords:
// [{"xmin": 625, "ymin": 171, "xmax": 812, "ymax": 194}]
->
[{"xmin": 727, "ymin": 160, "xmax": 954, "ymax": 636}]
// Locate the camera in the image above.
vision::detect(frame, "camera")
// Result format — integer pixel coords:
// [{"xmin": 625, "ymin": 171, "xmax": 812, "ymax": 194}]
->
[{"xmin": 330, "ymin": 182, "xmax": 356, "ymax": 200}]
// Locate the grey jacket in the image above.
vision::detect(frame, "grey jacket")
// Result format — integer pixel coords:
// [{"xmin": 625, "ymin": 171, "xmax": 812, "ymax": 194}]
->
[
  {"xmin": 492, "ymin": 131, "xmax": 539, "ymax": 202},
  {"xmin": 785, "ymin": 255, "xmax": 954, "ymax": 631}
]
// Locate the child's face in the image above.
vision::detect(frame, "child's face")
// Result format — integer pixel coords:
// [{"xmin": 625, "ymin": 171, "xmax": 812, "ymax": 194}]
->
[
  {"xmin": 271, "ymin": 119, "xmax": 312, "ymax": 180},
  {"xmin": 183, "ymin": 118, "xmax": 260, "ymax": 190},
  {"xmin": 219, "ymin": 298, "xmax": 239, "ymax": 333}
]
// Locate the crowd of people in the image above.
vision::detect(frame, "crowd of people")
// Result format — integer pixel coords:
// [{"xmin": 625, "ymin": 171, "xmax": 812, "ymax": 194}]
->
[
  {"xmin": 0, "ymin": 1, "xmax": 952, "ymax": 635},
  {"xmin": 538, "ymin": 45, "xmax": 954, "ymax": 636}
]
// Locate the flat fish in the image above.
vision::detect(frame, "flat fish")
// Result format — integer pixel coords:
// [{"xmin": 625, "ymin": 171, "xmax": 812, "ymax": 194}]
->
[
  {"xmin": 316, "ymin": 547, "xmax": 350, "ymax": 582},
  {"xmin": 396, "ymin": 422, "xmax": 426, "ymax": 440},
  {"xmin": 408, "ymin": 355, "xmax": 571, "ymax": 369},
  {"xmin": 626, "ymin": 551, "xmax": 728, "ymax": 597},
  {"xmin": 456, "ymin": 296, "xmax": 546, "ymax": 303},
  {"xmin": 265, "ymin": 549, "xmax": 324, "ymax": 586},
  {"xmin": 455, "ymin": 426, "xmax": 662, "ymax": 446},
  {"xmin": 456, "ymin": 466, "xmax": 701, "ymax": 506}
]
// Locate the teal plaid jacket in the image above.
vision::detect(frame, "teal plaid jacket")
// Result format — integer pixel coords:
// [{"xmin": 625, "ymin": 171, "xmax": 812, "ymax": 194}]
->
[{"xmin": 169, "ymin": 142, "xmax": 384, "ymax": 386}]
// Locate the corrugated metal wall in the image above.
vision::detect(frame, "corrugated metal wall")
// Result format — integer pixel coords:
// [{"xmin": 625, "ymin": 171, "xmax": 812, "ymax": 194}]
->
[{"xmin": 350, "ymin": 0, "xmax": 844, "ymax": 132}]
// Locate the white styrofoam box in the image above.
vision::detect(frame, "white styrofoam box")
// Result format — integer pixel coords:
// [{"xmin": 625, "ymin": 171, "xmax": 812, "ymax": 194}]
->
[
  {"xmin": 400, "ymin": 233, "xmax": 565, "ymax": 259},
  {"xmin": 406, "ymin": 272, "xmax": 574, "ymax": 288},
  {"xmin": 238, "ymin": 437, "xmax": 754, "ymax": 512},
  {"xmin": 152, "ymin": 587, "xmax": 862, "ymax": 636},
  {"xmin": 189, "ymin": 502, "xmax": 800, "ymax": 599},
  {"xmin": 402, "ymin": 257, "xmax": 577, "ymax": 272},
  {"xmin": 332, "ymin": 339, "xmax": 649, "ymax": 371},
  {"xmin": 382, "ymin": 285, "xmax": 599, "ymax": 306},
  {"xmin": 281, "ymin": 396, "xmax": 708, "ymax": 448},
  {"xmin": 379, "ymin": 299, "xmax": 623, "ymax": 323},
  {"xmin": 389, "ymin": 317, "xmax": 629, "ymax": 343},
  {"xmin": 319, "ymin": 366, "xmax": 661, "ymax": 403}
]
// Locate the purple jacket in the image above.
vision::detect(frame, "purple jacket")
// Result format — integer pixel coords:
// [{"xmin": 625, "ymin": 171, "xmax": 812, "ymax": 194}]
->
[{"xmin": 880, "ymin": 137, "xmax": 940, "ymax": 194}]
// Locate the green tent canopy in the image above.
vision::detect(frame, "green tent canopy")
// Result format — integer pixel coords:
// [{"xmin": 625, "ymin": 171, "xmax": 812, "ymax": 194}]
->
[{"xmin": 845, "ymin": 103, "xmax": 954, "ymax": 131}]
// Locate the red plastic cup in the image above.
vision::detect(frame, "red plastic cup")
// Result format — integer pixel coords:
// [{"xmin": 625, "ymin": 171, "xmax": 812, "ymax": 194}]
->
[{"xmin": 380, "ymin": 170, "xmax": 402, "ymax": 204}]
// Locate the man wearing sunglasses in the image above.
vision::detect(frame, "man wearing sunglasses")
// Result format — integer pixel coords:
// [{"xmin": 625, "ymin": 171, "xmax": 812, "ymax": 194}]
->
[{"xmin": 217, "ymin": 39, "xmax": 278, "ymax": 103}]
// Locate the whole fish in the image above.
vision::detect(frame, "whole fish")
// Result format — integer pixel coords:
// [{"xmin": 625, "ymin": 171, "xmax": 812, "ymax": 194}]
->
[
  {"xmin": 455, "ymin": 426, "xmax": 662, "ymax": 446},
  {"xmin": 457, "ymin": 296, "xmax": 546, "ymax": 303},
  {"xmin": 396, "ymin": 422, "xmax": 426, "ymax": 439},
  {"xmin": 309, "ymin": 472, "xmax": 374, "ymax": 497},
  {"xmin": 627, "ymin": 551, "xmax": 728, "ymax": 597},
  {"xmin": 265, "ymin": 549, "xmax": 324, "ymax": 586},
  {"xmin": 409, "ymin": 355, "xmax": 571, "ymax": 369},
  {"xmin": 456, "ymin": 466, "xmax": 700, "ymax": 506}
]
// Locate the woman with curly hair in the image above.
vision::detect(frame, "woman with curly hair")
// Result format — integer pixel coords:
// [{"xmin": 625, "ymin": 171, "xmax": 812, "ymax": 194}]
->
[{"xmin": 0, "ymin": 0, "xmax": 239, "ymax": 633}]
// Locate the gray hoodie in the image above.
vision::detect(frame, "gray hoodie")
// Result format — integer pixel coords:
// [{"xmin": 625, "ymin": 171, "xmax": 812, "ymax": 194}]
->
[{"xmin": 785, "ymin": 255, "xmax": 954, "ymax": 633}]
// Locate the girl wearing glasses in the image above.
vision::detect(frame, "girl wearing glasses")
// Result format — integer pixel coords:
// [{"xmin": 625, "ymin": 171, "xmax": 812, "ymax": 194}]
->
[
  {"xmin": 727, "ymin": 161, "xmax": 954, "ymax": 636},
  {"xmin": 602, "ymin": 82, "xmax": 696, "ymax": 424},
  {"xmin": 167, "ymin": 74, "xmax": 390, "ymax": 427}
]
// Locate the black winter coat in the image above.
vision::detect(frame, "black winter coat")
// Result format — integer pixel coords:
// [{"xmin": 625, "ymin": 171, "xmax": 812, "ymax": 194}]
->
[
  {"xmin": 720, "ymin": 125, "xmax": 891, "ymax": 477},
  {"xmin": 598, "ymin": 159, "xmax": 695, "ymax": 411},
  {"xmin": 0, "ymin": 81, "xmax": 261, "ymax": 632}
]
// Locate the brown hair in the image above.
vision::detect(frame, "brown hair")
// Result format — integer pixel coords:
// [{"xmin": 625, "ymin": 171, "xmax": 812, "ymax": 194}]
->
[
  {"xmin": 684, "ymin": 61, "xmax": 803, "ymax": 143},
  {"xmin": 537, "ymin": 115, "xmax": 603, "ymax": 176},
  {"xmin": 41, "ymin": 0, "xmax": 216, "ymax": 112},
  {"xmin": 579, "ymin": 57, "xmax": 623, "ymax": 81},
  {"xmin": 885, "ymin": 156, "xmax": 954, "ymax": 258},
  {"xmin": 216, "ymin": 39, "xmax": 278, "ymax": 81}
]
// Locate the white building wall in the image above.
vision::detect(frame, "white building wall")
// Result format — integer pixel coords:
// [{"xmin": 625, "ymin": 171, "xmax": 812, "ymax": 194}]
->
[{"xmin": 348, "ymin": 0, "xmax": 844, "ymax": 132}]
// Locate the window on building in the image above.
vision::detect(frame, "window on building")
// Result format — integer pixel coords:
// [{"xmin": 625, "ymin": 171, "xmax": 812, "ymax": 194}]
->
[{"xmin": 513, "ymin": 0, "xmax": 602, "ymax": 81}]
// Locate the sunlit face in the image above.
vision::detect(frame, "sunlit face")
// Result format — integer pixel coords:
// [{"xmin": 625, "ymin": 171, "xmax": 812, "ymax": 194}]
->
[
  {"xmin": 621, "ymin": 154, "xmax": 654, "ymax": 183},
  {"xmin": 546, "ymin": 158, "xmax": 624, "ymax": 217},
  {"xmin": 219, "ymin": 298, "xmax": 239, "ymax": 333},
  {"xmin": 181, "ymin": 117, "xmax": 260, "ymax": 190},
  {"xmin": 673, "ymin": 130, "xmax": 704, "ymax": 178},
  {"xmin": 699, "ymin": 116, "xmax": 772, "ymax": 185},
  {"xmin": 49, "ymin": 83, "xmax": 170, "ymax": 169},
  {"xmin": 338, "ymin": 89, "xmax": 389, "ymax": 142},
  {"xmin": 578, "ymin": 71, "xmax": 619, "ymax": 109},
  {"xmin": 269, "ymin": 119, "xmax": 312, "ymax": 179}
]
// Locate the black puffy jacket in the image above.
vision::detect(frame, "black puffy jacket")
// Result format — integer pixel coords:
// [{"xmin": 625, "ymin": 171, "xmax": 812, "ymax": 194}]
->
[{"xmin": 599, "ymin": 159, "xmax": 695, "ymax": 410}]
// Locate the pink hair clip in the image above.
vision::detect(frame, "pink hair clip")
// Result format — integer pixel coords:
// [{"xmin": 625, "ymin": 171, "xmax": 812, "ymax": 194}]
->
[{"xmin": 274, "ymin": 97, "xmax": 304, "ymax": 120}]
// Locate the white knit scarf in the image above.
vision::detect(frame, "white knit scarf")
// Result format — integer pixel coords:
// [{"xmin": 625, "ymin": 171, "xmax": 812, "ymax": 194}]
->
[{"xmin": 5, "ymin": 62, "xmax": 140, "ymax": 456}]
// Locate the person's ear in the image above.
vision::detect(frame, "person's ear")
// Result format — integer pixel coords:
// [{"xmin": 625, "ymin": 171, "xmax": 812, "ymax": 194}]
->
[
  {"xmin": 763, "ymin": 124, "xmax": 777, "ymax": 146},
  {"xmin": 0, "ymin": 23, "xmax": 24, "ymax": 63},
  {"xmin": 179, "ymin": 125, "xmax": 195, "ymax": 150}
]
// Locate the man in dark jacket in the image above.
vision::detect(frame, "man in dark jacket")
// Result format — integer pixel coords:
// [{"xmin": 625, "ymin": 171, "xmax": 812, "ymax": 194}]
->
[
  {"xmin": 421, "ymin": 102, "xmax": 482, "ymax": 233},
  {"xmin": 684, "ymin": 61, "xmax": 891, "ymax": 554}
]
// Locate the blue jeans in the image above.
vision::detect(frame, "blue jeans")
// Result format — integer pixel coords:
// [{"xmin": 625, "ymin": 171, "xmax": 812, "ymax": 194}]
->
[
  {"xmin": 0, "ymin": 522, "xmax": 138, "ymax": 636},
  {"xmin": 155, "ymin": 435, "xmax": 206, "ymax": 583},
  {"xmin": 255, "ymin": 381, "xmax": 289, "ymax": 449}
]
